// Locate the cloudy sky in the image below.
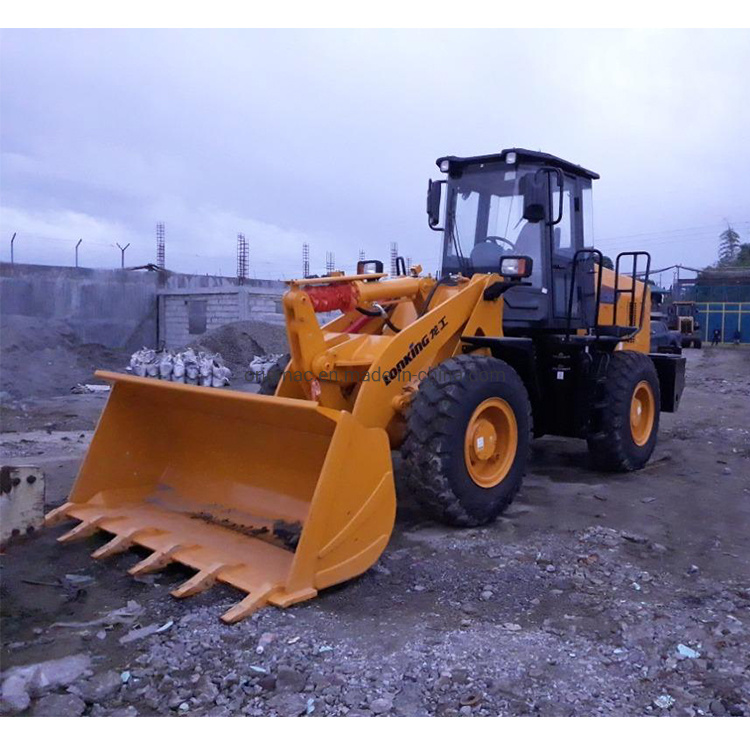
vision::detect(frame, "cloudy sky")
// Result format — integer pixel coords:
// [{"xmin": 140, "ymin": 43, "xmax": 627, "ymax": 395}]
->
[{"xmin": 1, "ymin": 29, "xmax": 749, "ymax": 283}]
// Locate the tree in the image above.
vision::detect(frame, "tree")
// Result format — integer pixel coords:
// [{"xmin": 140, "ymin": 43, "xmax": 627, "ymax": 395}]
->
[
  {"xmin": 718, "ymin": 225, "xmax": 741, "ymax": 266},
  {"xmin": 602, "ymin": 255, "xmax": 614, "ymax": 270},
  {"xmin": 737, "ymin": 242, "xmax": 750, "ymax": 268}
]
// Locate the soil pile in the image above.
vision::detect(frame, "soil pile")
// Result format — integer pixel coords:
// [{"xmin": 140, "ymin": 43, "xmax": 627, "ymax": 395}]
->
[
  {"xmin": 192, "ymin": 320, "xmax": 288, "ymax": 376},
  {"xmin": 0, "ymin": 315, "xmax": 127, "ymax": 400}
]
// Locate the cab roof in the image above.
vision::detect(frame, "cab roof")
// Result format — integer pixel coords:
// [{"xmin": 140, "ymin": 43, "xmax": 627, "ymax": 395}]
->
[{"xmin": 436, "ymin": 148, "xmax": 600, "ymax": 180}]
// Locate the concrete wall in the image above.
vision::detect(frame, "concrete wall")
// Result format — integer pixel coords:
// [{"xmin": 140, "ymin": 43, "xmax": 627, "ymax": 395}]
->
[
  {"xmin": 1, "ymin": 262, "xmax": 286, "ymax": 351},
  {"xmin": 1, "ymin": 262, "xmax": 160, "ymax": 349},
  {"xmin": 162, "ymin": 273, "xmax": 283, "ymax": 293},
  {"xmin": 158, "ymin": 285, "xmax": 285, "ymax": 348},
  {"xmin": 161, "ymin": 292, "xmax": 239, "ymax": 349}
]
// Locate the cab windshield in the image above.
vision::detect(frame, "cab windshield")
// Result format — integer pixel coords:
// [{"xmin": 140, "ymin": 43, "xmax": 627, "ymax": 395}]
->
[{"xmin": 444, "ymin": 163, "xmax": 543, "ymax": 286}]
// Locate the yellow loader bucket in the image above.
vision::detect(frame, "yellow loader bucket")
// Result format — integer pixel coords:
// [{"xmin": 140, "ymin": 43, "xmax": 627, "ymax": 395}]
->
[{"xmin": 46, "ymin": 372, "xmax": 396, "ymax": 623}]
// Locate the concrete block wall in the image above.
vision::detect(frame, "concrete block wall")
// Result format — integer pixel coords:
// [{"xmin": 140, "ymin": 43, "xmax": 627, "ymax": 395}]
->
[
  {"xmin": 161, "ymin": 292, "xmax": 239, "ymax": 349},
  {"xmin": 158, "ymin": 285, "xmax": 286, "ymax": 348},
  {"xmin": 162, "ymin": 273, "xmax": 282, "ymax": 293},
  {"xmin": 208, "ymin": 294, "xmax": 241, "ymax": 327},
  {"xmin": 246, "ymin": 289, "xmax": 284, "ymax": 319},
  {"xmin": 1, "ymin": 262, "xmax": 287, "ymax": 352}
]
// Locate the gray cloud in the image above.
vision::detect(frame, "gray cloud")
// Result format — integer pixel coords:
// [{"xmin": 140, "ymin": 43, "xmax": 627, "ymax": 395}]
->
[{"xmin": 2, "ymin": 29, "xmax": 749, "ymax": 280}]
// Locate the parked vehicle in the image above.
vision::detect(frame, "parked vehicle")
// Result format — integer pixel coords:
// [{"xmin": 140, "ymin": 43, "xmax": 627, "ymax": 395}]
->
[
  {"xmin": 651, "ymin": 318, "xmax": 682, "ymax": 354},
  {"xmin": 672, "ymin": 301, "xmax": 702, "ymax": 348}
]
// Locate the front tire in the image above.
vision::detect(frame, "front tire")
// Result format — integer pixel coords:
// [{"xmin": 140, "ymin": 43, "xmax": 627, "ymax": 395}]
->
[
  {"xmin": 587, "ymin": 351, "xmax": 660, "ymax": 472},
  {"xmin": 400, "ymin": 355, "xmax": 532, "ymax": 527}
]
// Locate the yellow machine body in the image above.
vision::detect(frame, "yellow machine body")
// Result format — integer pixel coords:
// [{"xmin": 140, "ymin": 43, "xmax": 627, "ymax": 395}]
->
[
  {"xmin": 47, "ymin": 266, "xmax": 649, "ymax": 621},
  {"xmin": 597, "ymin": 266, "xmax": 651, "ymax": 354}
]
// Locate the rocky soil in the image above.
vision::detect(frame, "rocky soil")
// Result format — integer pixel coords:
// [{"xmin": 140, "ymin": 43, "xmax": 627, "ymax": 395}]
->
[
  {"xmin": 0, "ymin": 315, "xmax": 128, "ymax": 401},
  {"xmin": 1, "ymin": 346, "xmax": 748, "ymax": 717}
]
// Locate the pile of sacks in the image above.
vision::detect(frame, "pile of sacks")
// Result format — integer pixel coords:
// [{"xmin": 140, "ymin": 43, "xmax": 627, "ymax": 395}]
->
[
  {"xmin": 128, "ymin": 347, "xmax": 232, "ymax": 387},
  {"xmin": 246, "ymin": 353, "xmax": 285, "ymax": 381}
]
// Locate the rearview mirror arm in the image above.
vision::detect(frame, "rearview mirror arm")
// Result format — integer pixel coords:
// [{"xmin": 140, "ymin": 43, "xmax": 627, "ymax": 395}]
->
[{"xmin": 483, "ymin": 280, "xmax": 532, "ymax": 302}]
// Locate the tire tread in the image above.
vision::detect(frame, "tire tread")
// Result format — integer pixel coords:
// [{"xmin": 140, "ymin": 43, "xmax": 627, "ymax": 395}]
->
[
  {"xmin": 587, "ymin": 351, "xmax": 660, "ymax": 472},
  {"xmin": 401, "ymin": 355, "xmax": 532, "ymax": 526}
]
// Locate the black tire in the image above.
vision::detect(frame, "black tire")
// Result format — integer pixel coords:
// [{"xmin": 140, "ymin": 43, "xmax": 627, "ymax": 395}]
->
[
  {"xmin": 587, "ymin": 351, "xmax": 660, "ymax": 472},
  {"xmin": 258, "ymin": 354, "xmax": 291, "ymax": 395},
  {"xmin": 694, "ymin": 339, "xmax": 702, "ymax": 349},
  {"xmin": 400, "ymin": 355, "xmax": 532, "ymax": 527}
]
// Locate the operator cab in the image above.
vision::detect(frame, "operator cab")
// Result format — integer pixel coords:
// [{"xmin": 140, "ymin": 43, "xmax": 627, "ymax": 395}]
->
[{"xmin": 428, "ymin": 148, "xmax": 600, "ymax": 333}]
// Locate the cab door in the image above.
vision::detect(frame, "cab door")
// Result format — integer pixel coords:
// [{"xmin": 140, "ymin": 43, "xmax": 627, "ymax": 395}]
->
[{"xmin": 549, "ymin": 173, "xmax": 591, "ymax": 328}]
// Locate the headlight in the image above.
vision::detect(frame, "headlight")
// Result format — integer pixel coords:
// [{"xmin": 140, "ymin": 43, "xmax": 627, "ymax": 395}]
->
[
  {"xmin": 501, "ymin": 257, "xmax": 522, "ymax": 275},
  {"xmin": 500, "ymin": 255, "xmax": 533, "ymax": 279},
  {"xmin": 438, "ymin": 159, "xmax": 450, "ymax": 173}
]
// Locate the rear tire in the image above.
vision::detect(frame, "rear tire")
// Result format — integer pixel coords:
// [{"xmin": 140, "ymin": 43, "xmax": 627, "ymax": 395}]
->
[
  {"xmin": 694, "ymin": 339, "xmax": 702, "ymax": 349},
  {"xmin": 400, "ymin": 355, "xmax": 532, "ymax": 527},
  {"xmin": 587, "ymin": 351, "xmax": 660, "ymax": 472}
]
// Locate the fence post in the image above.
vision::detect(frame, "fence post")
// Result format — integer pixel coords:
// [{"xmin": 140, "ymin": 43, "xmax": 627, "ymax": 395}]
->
[{"xmin": 117, "ymin": 242, "xmax": 130, "ymax": 269}]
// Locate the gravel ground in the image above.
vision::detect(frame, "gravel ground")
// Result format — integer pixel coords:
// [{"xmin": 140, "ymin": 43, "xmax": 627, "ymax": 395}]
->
[{"xmin": 1, "ymin": 346, "xmax": 748, "ymax": 717}]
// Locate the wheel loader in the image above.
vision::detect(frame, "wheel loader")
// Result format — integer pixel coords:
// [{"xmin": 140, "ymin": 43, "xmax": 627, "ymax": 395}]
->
[
  {"xmin": 47, "ymin": 148, "xmax": 686, "ymax": 622},
  {"xmin": 671, "ymin": 300, "xmax": 702, "ymax": 348}
]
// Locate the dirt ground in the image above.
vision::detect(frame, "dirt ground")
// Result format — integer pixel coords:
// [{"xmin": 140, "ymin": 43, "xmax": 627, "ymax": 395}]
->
[
  {"xmin": 0, "ymin": 315, "xmax": 129, "ymax": 401},
  {"xmin": 1, "ymin": 346, "xmax": 748, "ymax": 717}
]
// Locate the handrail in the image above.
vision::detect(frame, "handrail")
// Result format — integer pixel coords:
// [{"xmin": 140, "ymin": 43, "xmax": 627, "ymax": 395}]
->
[{"xmin": 613, "ymin": 251, "xmax": 651, "ymax": 338}]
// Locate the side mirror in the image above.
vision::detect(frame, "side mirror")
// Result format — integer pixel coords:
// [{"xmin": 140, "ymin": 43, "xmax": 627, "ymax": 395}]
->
[
  {"xmin": 426, "ymin": 179, "xmax": 445, "ymax": 231},
  {"xmin": 522, "ymin": 167, "xmax": 565, "ymax": 225},
  {"xmin": 521, "ymin": 173, "xmax": 547, "ymax": 223},
  {"xmin": 500, "ymin": 255, "xmax": 533, "ymax": 279}
]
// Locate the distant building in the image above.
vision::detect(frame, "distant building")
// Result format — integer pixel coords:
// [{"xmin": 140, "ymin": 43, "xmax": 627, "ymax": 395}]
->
[{"xmin": 675, "ymin": 268, "xmax": 750, "ymax": 343}]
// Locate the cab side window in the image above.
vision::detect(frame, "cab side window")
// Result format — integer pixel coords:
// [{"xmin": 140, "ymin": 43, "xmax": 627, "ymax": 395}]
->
[{"xmin": 553, "ymin": 187, "xmax": 574, "ymax": 255}]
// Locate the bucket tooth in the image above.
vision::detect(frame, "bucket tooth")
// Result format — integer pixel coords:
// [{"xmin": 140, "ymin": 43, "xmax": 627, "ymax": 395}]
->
[
  {"xmin": 269, "ymin": 587, "xmax": 317, "ymax": 609},
  {"xmin": 57, "ymin": 515, "xmax": 114, "ymax": 543},
  {"xmin": 128, "ymin": 544, "xmax": 189, "ymax": 576},
  {"xmin": 45, "ymin": 502, "xmax": 75, "ymax": 527},
  {"xmin": 91, "ymin": 528, "xmax": 144, "ymax": 560},
  {"xmin": 171, "ymin": 562, "xmax": 229, "ymax": 599},
  {"xmin": 221, "ymin": 583, "xmax": 282, "ymax": 624}
]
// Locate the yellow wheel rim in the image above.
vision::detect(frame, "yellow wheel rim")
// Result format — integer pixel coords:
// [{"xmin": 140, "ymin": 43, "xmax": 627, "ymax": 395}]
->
[
  {"xmin": 464, "ymin": 397, "xmax": 518, "ymax": 488},
  {"xmin": 630, "ymin": 380, "xmax": 655, "ymax": 446}
]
